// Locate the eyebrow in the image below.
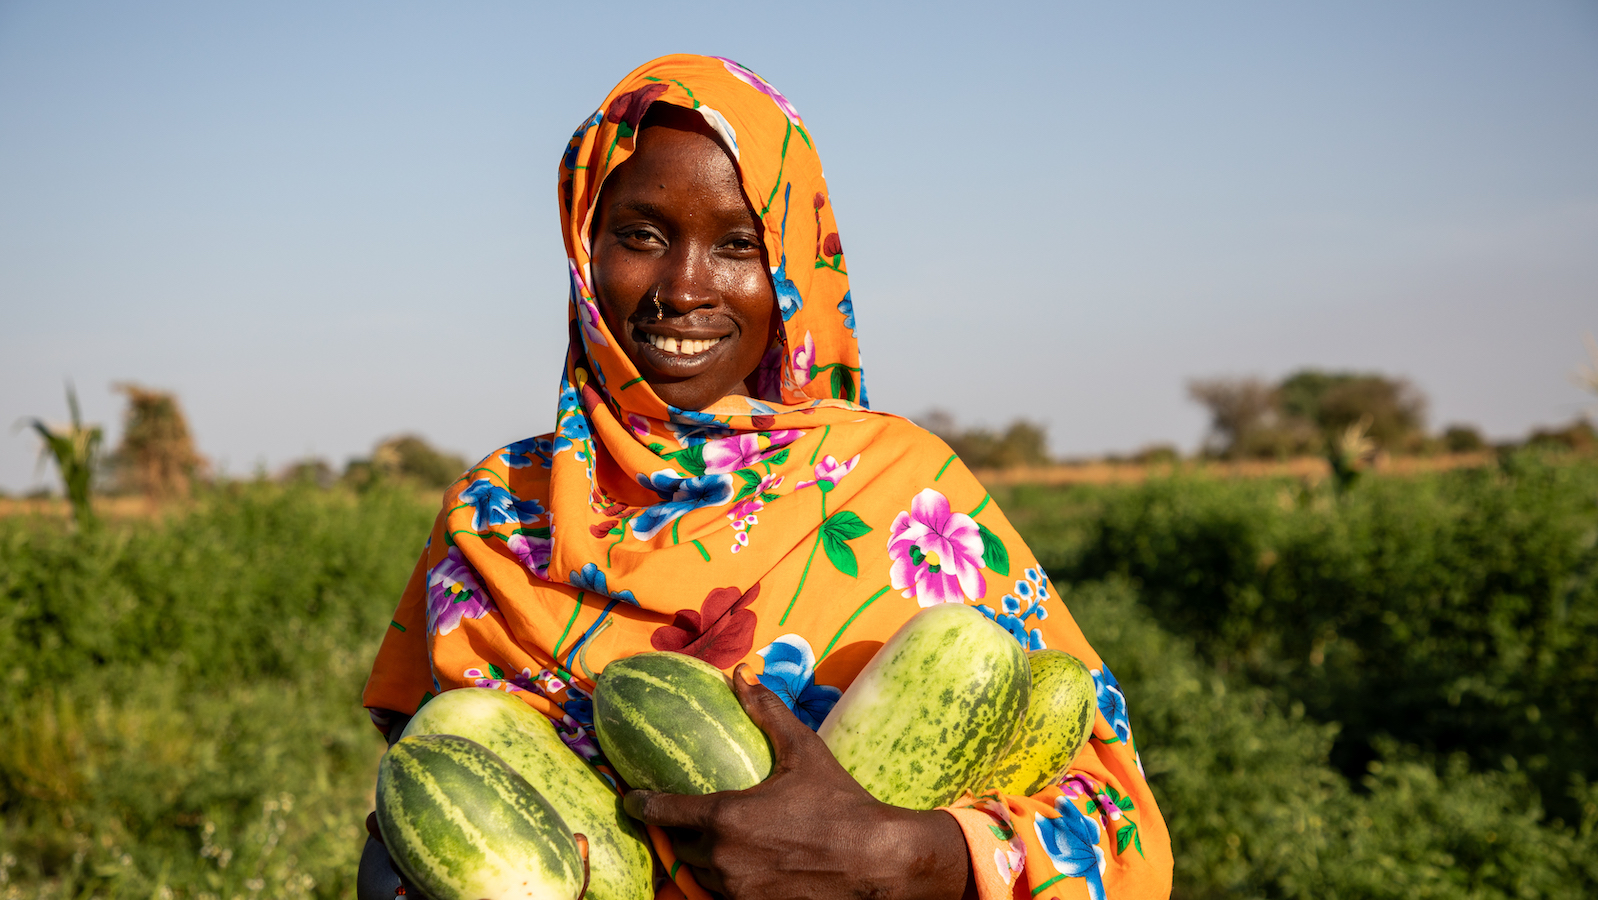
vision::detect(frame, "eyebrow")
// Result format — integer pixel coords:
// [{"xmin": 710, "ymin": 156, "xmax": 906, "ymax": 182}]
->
[{"xmin": 611, "ymin": 198, "xmax": 762, "ymax": 228}]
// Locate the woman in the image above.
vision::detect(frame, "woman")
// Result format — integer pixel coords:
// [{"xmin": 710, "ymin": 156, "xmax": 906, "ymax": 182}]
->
[{"xmin": 362, "ymin": 54, "xmax": 1172, "ymax": 900}]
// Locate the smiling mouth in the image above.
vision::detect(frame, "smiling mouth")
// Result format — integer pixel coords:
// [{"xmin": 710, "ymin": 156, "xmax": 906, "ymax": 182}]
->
[{"xmin": 642, "ymin": 332, "xmax": 726, "ymax": 357}]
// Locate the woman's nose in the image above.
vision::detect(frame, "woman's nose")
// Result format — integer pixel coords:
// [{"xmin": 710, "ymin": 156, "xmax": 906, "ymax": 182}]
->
[{"xmin": 653, "ymin": 246, "xmax": 718, "ymax": 313}]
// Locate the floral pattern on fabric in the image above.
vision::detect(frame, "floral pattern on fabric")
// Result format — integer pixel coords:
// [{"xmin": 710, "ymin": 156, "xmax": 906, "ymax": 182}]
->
[
  {"xmin": 1093, "ymin": 665, "xmax": 1134, "ymax": 746},
  {"xmin": 756, "ymin": 634, "xmax": 841, "ymax": 730},
  {"xmin": 651, "ymin": 584, "xmax": 760, "ymax": 667},
  {"xmin": 569, "ymin": 562, "xmax": 638, "ymax": 606},
  {"xmin": 1035, "ymin": 796, "xmax": 1107, "ymax": 900},
  {"xmin": 888, "ymin": 488, "xmax": 987, "ymax": 605},
  {"xmin": 426, "ymin": 546, "xmax": 496, "ymax": 636},
  {"xmin": 976, "ymin": 567, "xmax": 1052, "ymax": 650},
  {"xmin": 459, "ymin": 479, "xmax": 545, "ymax": 532},
  {"xmin": 632, "ymin": 470, "xmax": 736, "ymax": 540}
]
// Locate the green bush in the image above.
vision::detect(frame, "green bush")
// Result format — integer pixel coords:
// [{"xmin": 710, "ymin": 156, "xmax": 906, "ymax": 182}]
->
[
  {"xmin": 0, "ymin": 482, "xmax": 434, "ymax": 898},
  {"xmin": 1013, "ymin": 452, "xmax": 1598, "ymax": 825},
  {"xmin": 1067, "ymin": 579, "xmax": 1598, "ymax": 899}
]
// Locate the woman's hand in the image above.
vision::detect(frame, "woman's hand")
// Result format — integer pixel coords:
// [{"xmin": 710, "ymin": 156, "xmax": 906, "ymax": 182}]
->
[{"xmin": 623, "ymin": 665, "xmax": 976, "ymax": 900}]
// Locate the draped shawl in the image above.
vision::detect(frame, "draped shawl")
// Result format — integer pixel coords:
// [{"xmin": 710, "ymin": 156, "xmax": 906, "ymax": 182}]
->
[{"xmin": 365, "ymin": 54, "xmax": 1171, "ymax": 900}]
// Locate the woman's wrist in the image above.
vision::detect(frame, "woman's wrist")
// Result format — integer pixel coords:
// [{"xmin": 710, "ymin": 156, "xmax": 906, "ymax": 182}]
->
[{"xmin": 873, "ymin": 806, "xmax": 974, "ymax": 900}]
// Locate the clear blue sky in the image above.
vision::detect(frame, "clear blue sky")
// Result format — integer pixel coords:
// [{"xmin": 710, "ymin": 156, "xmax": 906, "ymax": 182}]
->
[{"xmin": 3, "ymin": 1, "xmax": 1595, "ymax": 491}]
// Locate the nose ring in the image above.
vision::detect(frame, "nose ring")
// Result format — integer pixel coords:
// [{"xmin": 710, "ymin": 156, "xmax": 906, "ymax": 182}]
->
[{"xmin": 647, "ymin": 288, "xmax": 665, "ymax": 319}]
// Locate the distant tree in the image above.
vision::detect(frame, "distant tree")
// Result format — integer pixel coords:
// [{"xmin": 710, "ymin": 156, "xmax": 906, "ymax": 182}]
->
[
  {"xmin": 916, "ymin": 410, "xmax": 1052, "ymax": 469},
  {"xmin": 1132, "ymin": 444, "xmax": 1182, "ymax": 466},
  {"xmin": 111, "ymin": 383, "xmax": 208, "ymax": 500},
  {"xmin": 345, "ymin": 434, "xmax": 468, "ymax": 489},
  {"xmin": 281, "ymin": 457, "xmax": 337, "ymax": 488},
  {"xmin": 1526, "ymin": 420, "xmax": 1597, "ymax": 454},
  {"xmin": 1278, "ymin": 370, "xmax": 1426, "ymax": 451},
  {"xmin": 22, "ymin": 383, "xmax": 103, "ymax": 526},
  {"xmin": 1442, "ymin": 424, "xmax": 1487, "ymax": 454},
  {"xmin": 1188, "ymin": 377, "xmax": 1284, "ymax": 457}
]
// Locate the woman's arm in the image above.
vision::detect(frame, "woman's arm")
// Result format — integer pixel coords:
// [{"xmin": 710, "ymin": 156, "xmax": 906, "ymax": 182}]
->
[
  {"xmin": 356, "ymin": 710, "xmax": 420, "ymax": 900},
  {"xmin": 623, "ymin": 665, "xmax": 978, "ymax": 900}
]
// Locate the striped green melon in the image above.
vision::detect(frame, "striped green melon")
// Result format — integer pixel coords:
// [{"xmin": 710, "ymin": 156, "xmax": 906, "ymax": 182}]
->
[
  {"xmin": 978, "ymin": 649, "xmax": 1095, "ymax": 796},
  {"xmin": 817, "ymin": 603, "xmax": 1030, "ymax": 809},
  {"xmin": 593, "ymin": 651, "xmax": 773, "ymax": 794},
  {"xmin": 376, "ymin": 733, "xmax": 583, "ymax": 900},
  {"xmin": 401, "ymin": 688, "xmax": 653, "ymax": 900}
]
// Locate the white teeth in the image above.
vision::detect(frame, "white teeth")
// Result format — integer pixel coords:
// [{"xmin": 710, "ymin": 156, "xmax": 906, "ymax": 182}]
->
[{"xmin": 646, "ymin": 334, "xmax": 723, "ymax": 356}]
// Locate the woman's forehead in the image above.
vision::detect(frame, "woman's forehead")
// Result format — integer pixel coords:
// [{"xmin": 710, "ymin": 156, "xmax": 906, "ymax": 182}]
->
[{"xmin": 595, "ymin": 123, "xmax": 759, "ymax": 227}]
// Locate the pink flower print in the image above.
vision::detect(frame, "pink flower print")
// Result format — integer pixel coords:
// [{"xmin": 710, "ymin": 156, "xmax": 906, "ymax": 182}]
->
[
  {"xmin": 700, "ymin": 430, "xmax": 802, "ymax": 474},
  {"xmin": 569, "ymin": 259, "xmax": 608, "ymax": 348},
  {"xmin": 427, "ymin": 547, "xmax": 498, "ymax": 635},
  {"xmin": 627, "ymin": 413, "xmax": 652, "ymax": 440},
  {"xmin": 555, "ymin": 712, "xmax": 601, "ymax": 761},
  {"xmin": 507, "ymin": 532, "xmax": 551, "ymax": 580},
  {"xmin": 791, "ymin": 331, "xmax": 816, "ymax": 387},
  {"xmin": 797, "ymin": 453, "xmax": 860, "ymax": 491},
  {"xmin": 728, "ymin": 474, "xmax": 779, "ymax": 553},
  {"xmin": 713, "ymin": 57, "xmax": 804, "ymax": 126},
  {"xmin": 888, "ymin": 488, "xmax": 987, "ymax": 606}
]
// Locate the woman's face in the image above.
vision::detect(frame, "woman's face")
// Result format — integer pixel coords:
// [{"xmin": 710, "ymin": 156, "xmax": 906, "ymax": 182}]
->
[{"xmin": 590, "ymin": 112, "xmax": 777, "ymax": 412}]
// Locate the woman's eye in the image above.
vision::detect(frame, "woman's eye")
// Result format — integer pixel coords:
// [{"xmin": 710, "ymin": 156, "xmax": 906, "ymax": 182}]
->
[{"xmin": 619, "ymin": 227, "xmax": 662, "ymax": 246}]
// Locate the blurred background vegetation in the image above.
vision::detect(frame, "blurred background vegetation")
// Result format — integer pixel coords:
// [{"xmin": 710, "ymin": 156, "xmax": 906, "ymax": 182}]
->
[{"xmin": 5, "ymin": 376, "xmax": 1598, "ymax": 898}]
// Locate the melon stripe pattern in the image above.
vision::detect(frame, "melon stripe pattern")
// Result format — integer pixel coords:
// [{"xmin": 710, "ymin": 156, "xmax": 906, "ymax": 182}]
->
[
  {"xmin": 401, "ymin": 688, "xmax": 653, "ymax": 900},
  {"xmin": 376, "ymin": 734, "xmax": 583, "ymax": 900},
  {"xmin": 817, "ymin": 603, "xmax": 1030, "ymax": 810},
  {"xmin": 979, "ymin": 649, "xmax": 1095, "ymax": 797},
  {"xmin": 593, "ymin": 652, "xmax": 774, "ymax": 795}
]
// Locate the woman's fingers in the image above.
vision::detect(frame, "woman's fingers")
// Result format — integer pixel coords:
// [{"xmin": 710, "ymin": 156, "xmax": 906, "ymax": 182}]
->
[
  {"xmin": 622, "ymin": 789, "xmax": 717, "ymax": 830},
  {"xmin": 730, "ymin": 663, "xmax": 807, "ymax": 758},
  {"xmin": 573, "ymin": 833, "xmax": 590, "ymax": 900},
  {"xmin": 364, "ymin": 811, "xmax": 384, "ymax": 844}
]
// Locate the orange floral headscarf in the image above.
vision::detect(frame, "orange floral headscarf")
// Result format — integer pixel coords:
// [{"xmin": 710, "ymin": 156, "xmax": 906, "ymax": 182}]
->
[{"xmin": 365, "ymin": 54, "xmax": 1171, "ymax": 900}]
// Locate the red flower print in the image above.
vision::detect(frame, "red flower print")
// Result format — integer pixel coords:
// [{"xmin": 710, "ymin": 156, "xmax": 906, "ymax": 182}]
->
[
  {"xmin": 590, "ymin": 519, "xmax": 621, "ymax": 539},
  {"xmin": 813, "ymin": 192, "xmax": 826, "ymax": 210},
  {"xmin": 606, "ymin": 83, "xmax": 670, "ymax": 135},
  {"xmin": 751, "ymin": 415, "xmax": 776, "ymax": 430},
  {"xmin": 650, "ymin": 583, "xmax": 761, "ymax": 667},
  {"xmin": 822, "ymin": 232, "xmax": 843, "ymax": 258}
]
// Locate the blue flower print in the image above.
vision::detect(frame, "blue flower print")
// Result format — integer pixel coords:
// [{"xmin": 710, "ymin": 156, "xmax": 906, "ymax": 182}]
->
[
  {"xmin": 668, "ymin": 406, "xmax": 723, "ymax": 427},
  {"xmin": 772, "ymin": 184, "xmax": 803, "ymax": 321},
  {"xmin": 668, "ymin": 418, "xmax": 733, "ymax": 448},
  {"xmin": 1093, "ymin": 665, "xmax": 1133, "ymax": 746},
  {"xmin": 562, "ymin": 682, "xmax": 596, "ymax": 727},
  {"xmin": 837, "ymin": 291, "xmax": 856, "ymax": 335},
  {"xmin": 632, "ymin": 469, "xmax": 735, "ymax": 540},
  {"xmin": 745, "ymin": 397, "xmax": 778, "ymax": 415},
  {"xmin": 569, "ymin": 562, "xmax": 638, "ymax": 606},
  {"xmin": 459, "ymin": 479, "xmax": 546, "ymax": 532},
  {"xmin": 500, "ymin": 436, "xmax": 554, "ymax": 469},
  {"xmin": 562, "ymin": 110, "xmax": 602, "ymax": 172},
  {"xmin": 757, "ymin": 635, "xmax": 842, "ymax": 730},
  {"xmin": 1034, "ymin": 799, "xmax": 1107, "ymax": 900},
  {"xmin": 974, "ymin": 568, "xmax": 1052, "ymax": 651},
  {"xmin": 553, "ymin": 376, "xmax": 591, "ymax": 457}
]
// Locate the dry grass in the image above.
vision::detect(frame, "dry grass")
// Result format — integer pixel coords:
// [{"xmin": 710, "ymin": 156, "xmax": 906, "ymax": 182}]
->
[{"xmin": 972, "ymin": 451, "xmax": 1497, "ymax": 487}]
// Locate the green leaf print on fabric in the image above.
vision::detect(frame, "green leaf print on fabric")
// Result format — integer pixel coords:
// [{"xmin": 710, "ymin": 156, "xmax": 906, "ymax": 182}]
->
[
  {"xmin": 977, "ymin": 522, "xmax": 1011, "ymax": 577},
  {"xmin": 820, "ymin": 511, "xmax": 873, "ymax": 578}
]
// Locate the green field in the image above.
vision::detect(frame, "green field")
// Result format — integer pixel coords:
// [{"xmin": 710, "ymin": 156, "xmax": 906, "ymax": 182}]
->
[{"xmin": 2, "ymin": 454, "xmax": 1596, "ymax": 898}]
